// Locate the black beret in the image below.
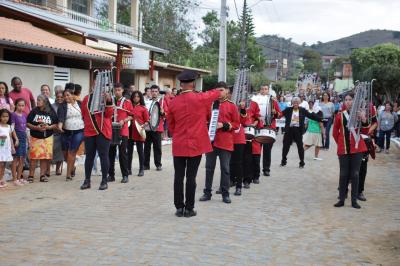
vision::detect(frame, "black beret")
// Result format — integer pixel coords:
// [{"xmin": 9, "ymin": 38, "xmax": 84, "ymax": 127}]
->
[{"xmin": 177, "ymin": 70, "xmax": 198, "ymax": 83}]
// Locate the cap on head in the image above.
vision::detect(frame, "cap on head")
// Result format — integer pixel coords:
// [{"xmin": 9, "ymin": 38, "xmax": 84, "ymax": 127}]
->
[{"xmin": 177, "ymin": 70, "xmax": 198, "ymax": 83}]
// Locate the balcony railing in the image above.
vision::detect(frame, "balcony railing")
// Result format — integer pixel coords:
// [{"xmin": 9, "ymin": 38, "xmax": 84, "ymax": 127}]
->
[{"xmin": 15, "ymin": 0, "xmax": 141, "ymax": 40}]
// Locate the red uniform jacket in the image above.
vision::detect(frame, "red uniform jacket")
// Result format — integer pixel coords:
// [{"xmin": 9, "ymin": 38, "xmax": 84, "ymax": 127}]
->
[
  {"xmin": 252, "ymin": 140, "xmax": 262, "ymax": 155},
  {"xmin": 156, "ymin": 97, "xmax": 168, "ymax": 133},
  {"xmin": 333, "ymin": 111, "xmax": 368, "ymax": 155},
  {"xmin": 233, "ymin": 116, "xmax": 246, "ymax": 145},
  {"xmin": 81, "ymin": 94, "xmax": 114, "ymax": 140},
  {"xmin": 208, "ymin": 99, "xmax": 240, "ymax": 152},
  {"xmin": 113, "ymin": 97, "xmax": 134, "ymax": 137},
  {"xmin": 168, "ymin": 89, "xmax": 221, "ymax": 157},
  {"xmin": 129, "ymin": 104, "xmax": 150, "ymax": 142}
]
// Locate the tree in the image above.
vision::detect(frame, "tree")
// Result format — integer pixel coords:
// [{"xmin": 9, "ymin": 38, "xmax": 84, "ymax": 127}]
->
[
  {"xmin": 351, "ymin": 43, "xmax": 400, "ymax": 101},
  {"xmin": 303, "ymin": 49, "xmax": 322, "ymax": 73}
]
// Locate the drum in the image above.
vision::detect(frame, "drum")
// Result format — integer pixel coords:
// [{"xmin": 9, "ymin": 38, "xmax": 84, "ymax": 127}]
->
[
  {"xmin": 149, "ymin": 101, "xmax": 160, "ymax": 131},
  {"xmin": 111, "ymin": 122, "xmax": 122, "ymax": 146},
  {"xmin": 244, "ymin": 126, "xmax": 255, "ymax": 140},
  {"xmin": 255, "ymin": 128, "xmax": 276, "ymax": 144}
]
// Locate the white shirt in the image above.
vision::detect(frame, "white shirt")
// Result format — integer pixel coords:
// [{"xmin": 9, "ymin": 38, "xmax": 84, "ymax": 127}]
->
[
  {"xmin": 290, "ymin": 110, "xmax": 300, "ymax": 127},
  {"xmin": 64, "ymin": 103, "xmax": 84, "ymax": 130},
  {"xmin": 252, "ymin": 94, "xmax": 271, "ymax": 120},
  {"xmin": 300, "ymin": 100, "xmax": 309, "ymax": 110}
]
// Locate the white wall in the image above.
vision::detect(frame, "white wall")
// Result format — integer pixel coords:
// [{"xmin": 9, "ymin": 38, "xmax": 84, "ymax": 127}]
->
[
  {"xmin": 70, "ymin": 68, "xmax": 90, "ymax": 94},
  {"xmin": 0, "ymin": 60, "xmax": 53, "ymax": 97}
]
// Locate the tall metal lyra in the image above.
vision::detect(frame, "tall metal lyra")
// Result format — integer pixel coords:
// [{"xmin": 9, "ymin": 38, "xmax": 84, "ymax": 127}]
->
[
  {"xmin": 231, "ymin": 68, "xmax": 252, "ymax": 107},
  {"xmin": 90, "ymin": 69, "xmax": 114, "ymax": 114},
  {"xmin": 347, "ymin": 80, "xmax": 373, "ymax": 148}
]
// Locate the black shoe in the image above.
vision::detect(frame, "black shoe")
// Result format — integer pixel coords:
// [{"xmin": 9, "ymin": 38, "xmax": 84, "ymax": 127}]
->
[
  {"xmin": 175, "ymin": 208, "xmax": 184, "ymax": 217},
  {"xmin": 199, "ymin": 193, "xmax": 211, "ymax": 201},
  {"xmin": 222, "ymin": 195, "xmax": 231, "ymax": 204},
  {"xmin": 184, "ymin": 209, "xmax": 197, "ymax": 218},
  {"xmin": 66, "ymin": 176, "xmax": 73, "ymax": 181},
  {"xmin": 253, "ymin": 179, "xmax": 260, "ymax": 184},
  {"xmin": 358, "ymin": 193, "xmax": 367, "ymax": 201},
  {"xmin": 263, "ymin": 171, "xmax": 270, "ymax": 177},
  {"xmin": 234, "ymin": 188, "xmax": 241, "ymax": 196},
  {"xmin": 243, "ymin": 182, "xmax": 250, "ymax": 189},
  {"xmin": 128, "ymin": 169, "xmax": 132, "ymax": 175},
  {"xmin": 216, "ymin": 188, "xmax": 222, "ymax": 194},
  {"xmin": 352, "ymin": 201, "xmax": 361, "ymax": 209},
  {"xmin": 107, "ymin": 175, "xmax": 115, "ymax": 182},
  {"xmin": 334, "ymin": 201, "xmax": 344, "ymax": 207},
  {"xmin": 144, "ymin": 166, "xmax": 150, "ymax": 170},
  {"xmin": 280, "ymin": 161, "xmax": 287, "ymax": 167},
  {"xmin": 99, "ymin": 182, "xmax": 108, "ymax": 190},
  {"xmin": 156, "ymin": 166, "xmax": 162, "ymax": 171},
  {"xmin": 299, "ymin": 162, "xmax": 305, "ymax": 169},
  {"xmin": 121, "ymin": 176, "xmax": 129, "ymax": 183},
  {"xmin": 138, "ymin": 170, "xmax": 144, "ymax": 176},
  {"xmin": 80, "ymin": 181, "xmax": 91, "ymax": 190}
]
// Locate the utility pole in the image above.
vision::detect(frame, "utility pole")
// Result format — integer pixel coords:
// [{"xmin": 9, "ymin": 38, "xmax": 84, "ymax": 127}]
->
[{"xmin": 218, "ymin": 0, "xmax": 227, "ymax": 82}]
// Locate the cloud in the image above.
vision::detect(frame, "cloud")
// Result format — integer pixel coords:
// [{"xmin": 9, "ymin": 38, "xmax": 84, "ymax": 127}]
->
[{"xmin": 197, "ymin": 0, "xmax": 400, "ymax": 44}]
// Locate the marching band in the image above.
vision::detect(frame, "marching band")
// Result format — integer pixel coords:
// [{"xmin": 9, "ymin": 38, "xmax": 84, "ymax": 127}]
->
[{"xmin": 79, "ymin": 68, "xmax": 378, "ymax": 216}]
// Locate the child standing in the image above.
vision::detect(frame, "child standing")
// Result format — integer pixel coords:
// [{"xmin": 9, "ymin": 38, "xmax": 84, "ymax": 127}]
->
[
  {"xmin": 0, "ymin": 109, "xmax": 18, "ymax": 188},
  {"xmin": 11, "ymin": 99, "xmax": 27, "ymax": 185}
]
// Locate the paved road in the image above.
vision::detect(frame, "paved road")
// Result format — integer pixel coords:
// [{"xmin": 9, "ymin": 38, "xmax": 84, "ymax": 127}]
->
[{"xmin": 0, "ymin": 135, "xmax": 399, "ymax": 265}]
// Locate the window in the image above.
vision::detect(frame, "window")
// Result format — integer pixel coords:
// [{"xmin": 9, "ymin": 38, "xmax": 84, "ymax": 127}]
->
[
  {"xmin": 69, "ymin": 0, "xmax": 88, "ymax": 15},
  {"xmin": 23, "ymin": 0, "xmax": 44, "ymax": 6}
]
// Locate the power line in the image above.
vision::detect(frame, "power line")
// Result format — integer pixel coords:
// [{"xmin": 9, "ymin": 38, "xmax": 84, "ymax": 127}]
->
[{"xmin": 233, "ymin": 0, "xmax": 240, "ymax": 21}]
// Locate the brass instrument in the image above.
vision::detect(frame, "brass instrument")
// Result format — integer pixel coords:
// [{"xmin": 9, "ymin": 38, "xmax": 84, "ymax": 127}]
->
[{"xmin": 265, "ymin": 95, "xmax": 275, "ymax": 127}]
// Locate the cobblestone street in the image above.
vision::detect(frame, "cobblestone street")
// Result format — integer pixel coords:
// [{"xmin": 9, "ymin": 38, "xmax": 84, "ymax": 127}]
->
[{"xmin": 0, "ymin": 135, "xmax": 399, "ymax": 265}]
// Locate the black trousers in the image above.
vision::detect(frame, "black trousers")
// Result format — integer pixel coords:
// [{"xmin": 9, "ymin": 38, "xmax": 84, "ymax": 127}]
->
[
  {"xmin": 242, "ymin": 142, "xmax": 254, "ymax": 184},
  {"xmin": 282, "ymin": 127, "xmax": 304, "ymax": 165},
  {"xmin": 262, "ymin": 142, "xmax": 274, "ymax": 172},
  {"xmin": 338, "ymin": 153, "xmax": 363, "ymax": 202},
  {"xmin": 205, "ymin": 147, "xmax": 231, "ymax": 197},
  {"xmin": 252, "ymin": 155, "xmax": 261, "ymax": 181},
  {"xmin": 144, "ymin": 131, "xmax": 162, "ymax": 168},
  {"xmin": 109, "ymin": 136, "xmax": 129, "ymax": 178},
  {"xmin": 173, "ymin": 156, "xmax": 202, "ymax": 210},
  {"xmin": 230, "ymin": 144, "xmax": 246, "ymax": 189},
  {"xmin": 358, "ymin": 152, "xmax": 369, "ymax": 194},
  {"xmin": 127, "ymin": 140, "xmax": 144, "ymax": 172},
  {"xmin": 84, "ymin": 134, "xmax": 110, "ymax": 183}
]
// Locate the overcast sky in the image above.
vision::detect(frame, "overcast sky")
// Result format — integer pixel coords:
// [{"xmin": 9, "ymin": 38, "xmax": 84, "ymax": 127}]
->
[{"xmin": 196, "ymin": 0, "xmax": 400, "ymax": 45}]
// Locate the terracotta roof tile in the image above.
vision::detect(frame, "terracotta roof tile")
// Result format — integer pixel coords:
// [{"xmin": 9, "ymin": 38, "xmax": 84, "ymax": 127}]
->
[{"xmin": 0, "ymin": 17, "xmax": 114, "ymax": 62}]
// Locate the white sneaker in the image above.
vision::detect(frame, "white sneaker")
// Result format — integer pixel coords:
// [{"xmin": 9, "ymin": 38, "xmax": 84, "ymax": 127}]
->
[{"xmin": 313, "ymin": 157, "xmax": 323, "ymax": 161}]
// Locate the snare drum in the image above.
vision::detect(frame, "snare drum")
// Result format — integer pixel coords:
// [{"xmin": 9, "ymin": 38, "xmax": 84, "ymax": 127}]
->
[
  {"xmin": 255, "ymin": 128, "xmax": 276, "ymax": 144},
  {"xmin": 244, "ymin": 126, "xmax": 255, "ymax": 140},
  {"xmin": 111, "ymin": 122, "xmax": 122, "ymax": 146}
]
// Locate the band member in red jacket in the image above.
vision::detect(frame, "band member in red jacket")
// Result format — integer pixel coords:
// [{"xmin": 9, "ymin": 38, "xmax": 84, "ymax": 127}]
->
[
  {"xmin": 199, "ymin": 82, "xmax": 240, "ymax": 204},
  {"xmin": 107, "ymin": 83, "xmax": 133, "ymax": 184},
  {"xmin": 167, "ymin": 70, "xmax": 223, "ymax": 217},
  {"xmin": 357, "ymin": 103, "xmax": 377, "ymax": 201},
  {"xmin": 80, "ymin": 88, "xmax": 114, "ymax": 190},
  {"xmin": 333, "ymin": 92, "xmax": 368, "ymax": 209},
  {"xmin": 241, "ymin": 100, "xmax": 261, "ymax": 188},
  {"xmin": 128, "ymin": 91, "xmax": 150, "ymax": 177},
  {"xmin": 252, "ymin": 85, "xmax": 281, "ymax": 176},
  {"xmin": 144, "ymin": 85, "xmax": 168, "ymax": 171}
]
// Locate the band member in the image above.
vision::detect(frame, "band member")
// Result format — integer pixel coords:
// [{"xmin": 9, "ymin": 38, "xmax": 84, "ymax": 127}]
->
[
  {"xmin": 80, "ymin": 87, "xmax": 114, "ymax": 190},
  {"xmin": 127, "ymin": 91, "xmax": 149, "ymax": 177},
  {"xmin": 144, "ymin": 85, "xmax": 168, "ymax": 171},
  {"xmin": 357, "ymin": 103, "xmax": 377, "ymax": 201},
  {"xmin": 280, "ymin": 97, "xmax": 321, "ymax": 168},
  {"xmin": 199, "ymin": 82, "xmax": 240, "ymax": 204},
  {"xmin": 107, "ymin": 83, "xmax": 133, "ymax": 183},
  {"xmin": 228, "ymin": 87, "xmax": 247, "ymax": 196},
  {"xmin": 167, "ymin": 70, "xmax": 223, "ymax": 217},
  {"xmin": 252, "ymin": 85, "xmax": 281, "ymax": 176},
  {"xmin": 333, "ymin": 92, "xmax": 368, "ymax": 209},
  {"xmin": 241, "ymin": 100, "xmax": 261, "ymax": 189}
]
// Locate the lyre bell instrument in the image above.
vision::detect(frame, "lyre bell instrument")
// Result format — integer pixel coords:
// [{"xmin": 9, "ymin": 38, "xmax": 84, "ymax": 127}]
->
[
  {"xmin": 208, "ymin": 101, "xmax": 220, "ymax": 142},
  {"xmin": 265, "ymin": 94, "xmax": 275, "ymax": 127},
  {"xmin": 347, "ymin": 80, "xmax": 374, "ymax": 148},
  {"xmin": 231, "ymin": 68, "xmax": 252, "ymax": 108}
]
